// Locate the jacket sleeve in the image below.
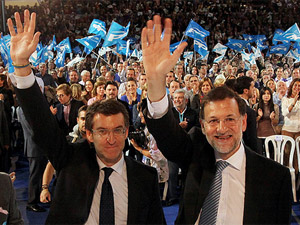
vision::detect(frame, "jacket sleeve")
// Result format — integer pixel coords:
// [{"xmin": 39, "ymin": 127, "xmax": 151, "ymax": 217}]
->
[{"xmin": 14, "ymin": 81, "xmax": 72, "ymax": 172}]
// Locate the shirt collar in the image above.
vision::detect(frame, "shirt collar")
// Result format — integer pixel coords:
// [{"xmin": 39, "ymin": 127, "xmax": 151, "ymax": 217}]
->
[
  {"xmin": 96, "ymin": 154, "xmax": 125, "ymax": 176},
  {"xmin": 214, "ymin": 142, "xmax": 245, "ymax": 171}
]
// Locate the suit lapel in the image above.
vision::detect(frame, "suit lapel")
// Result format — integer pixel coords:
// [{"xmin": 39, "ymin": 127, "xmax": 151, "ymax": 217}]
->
[
  {"xmin": 125, "ymin": 157, "xmax": 141, "ymax": 224},
  {"xmin": 243, "ymin": 148, "xmax": 262, "ymax": 224}
]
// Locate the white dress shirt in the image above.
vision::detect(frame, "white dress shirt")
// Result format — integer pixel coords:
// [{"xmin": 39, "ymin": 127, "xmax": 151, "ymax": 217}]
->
[
  {"xmin": 85, "ymin": 155, "xmax": 128, "ymax": 225},
  {"xmin": 147, "ymin": 94, "xmax": 246, "ymax": 225}
]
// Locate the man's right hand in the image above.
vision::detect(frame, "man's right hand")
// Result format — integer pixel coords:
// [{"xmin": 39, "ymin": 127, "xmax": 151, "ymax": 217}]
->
[{"xmin": 7, "ymin": 9, "xmax": 40, "ymax": 76}]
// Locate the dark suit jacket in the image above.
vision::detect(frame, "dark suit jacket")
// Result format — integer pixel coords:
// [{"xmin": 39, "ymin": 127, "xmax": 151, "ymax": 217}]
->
[
  {"xmin": 143, "ymin": 102, "xmax": 292, "ymax": 225},
  {"xmin": 0, "ymin": 172, "xmax": 23, "ymax": 225},
  {"xmin": 172, "ymin": 106, "xmax": 199, "ymax": 132},
  {"xmin": 55, "ymin": 99, "xmax": 84, "ymax": 136},
  {"xmin": 15, "ymin": 82, "xmax": 165, "ymax": 225},
  {"xmin": 243, "ymin": 105, "xmax": 261, "ymax": 154}
]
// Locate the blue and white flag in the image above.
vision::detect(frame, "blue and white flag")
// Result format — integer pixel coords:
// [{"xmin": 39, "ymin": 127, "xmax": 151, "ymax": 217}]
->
[
  {"xmin": 76, "ymin": 35, "xmax": 102, "ymax": 52},
  {"xmin": 73, "ymin": 46, "xmax": 82, "ymax": 55},
  {"xmin": 2, "ymin": 35, "xmax": 11, "ymax": 50},
  {"xmin": 170, "ymin": 39, "xmax": 187, "ymax": 53},
  {"xmin": 103, "ymin": 21, "xmax": 130, "ymax": 47},
  {"xmin": 226, "ymin": 39, "xmax": 247, "ymax": 52},
  {"xmin": 243, "ymin": 34, "xmax": 256, "ymax": 43},
  {"xmin": 131, "ymin": 49, "xmax": 139, "ymax": 58},
  {"xmin": 36, "ymin": 42, "xmax": 43, "ymax": 52},
  {"xmin": 184, "ymin": 20, "xmax": 210, "ymax": 39},
  {"xmin": 270, "ymin": 43, "xmax": 291, "ymax": 55},
  {"xmin": 66, "ymin": 55, "xmax": 84, "ymax": 67},
  {"xmin": 241, "ymin": 50, "xmax": 256, "ymax": 65},
  {"xmin": 116, "ymin": 40, "xmax": 129, "ymax": 55},
  {"xmin": 55, "ymin": 48, "xmax": 67, "ymax": 68},
  {"xmin": 183, "ymin": 51, "xmax": 193, "ymax": 60},
  {"xmin": 47, "ymin": 35, "xmax": 57, "ymax": 51},
  {"xmin": 29, "ymin": 51, "xmax": 39, "ymax": 66},
  {"xmin": 272, "ymin": 29, "xmax": 287, "ymax": 45},
  {"xmin": 0, "ymin": 37, "xmax": 12, "ymax": 70},
  {"xmin": 194, "ymin": 37, "xmax": 208, "ymax": 57},
  {"xmin": 83, "ymin": 46, "xmax": 92, "ymax": 55},
  {"xmin": 281, "ymin": 23, "xmax": 300, "ymax": 42},
  {"xmin": 56, "ymin": 37, "xmax": 72, "ymax": 53},
  {"xmin": 251, "ymin": 46, "xmax": 262, "ymax": 59},
  {"xmin": 212, "ymin": 43, "xmax": 228, "ymax": 55},
  {"xmin": 88, "ymin": 19, "xmax": 106, "ymax": 38},
  {"xmin": 256, "ymin": 40, "xmax": 268, "ymax": 50},
  {"xmin": 213, "ymin": 54, "xmax": 225, "ymax": 63},
  {"xmin": 98, "ymin": 47, "xmax": 111, "ymax": 56}
]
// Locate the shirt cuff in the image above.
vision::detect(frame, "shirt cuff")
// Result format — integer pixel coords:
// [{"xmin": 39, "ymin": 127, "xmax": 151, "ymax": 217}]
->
[
  {"xmin": 9, "ymin": 71, "xmax": 35, "ymax": 89},
  {"xmin": 146, "ymin": 94, "xmax": 169, "ymax": 119}
]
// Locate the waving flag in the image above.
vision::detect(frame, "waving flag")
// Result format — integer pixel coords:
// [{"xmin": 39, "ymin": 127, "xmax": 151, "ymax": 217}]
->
[
  {"xmin": 83, "ymin": 46, "xmax": 92, "ymax": 55},
  {"xmin": 213, "ymin": 54, "xmax": 225, "ymax": 63},
  {"xmin": 170, "ymin": 39, "xmax": 187, "ymax": 53},
  {"xmin": 194, "ymin": 37, "xmax": 208, "ymax": 57},
  {"xmin": 55, "ymin": 48, "xmax": 67, "ymax": 68},
  {"xmin": 272, "ymin": 29, "xmax": 287, "ymax": 45},
  {"xmin": 256, "ymin": 40, "xmax": 268, "ymax": 50},
  {"xmin": 251, "ymin": 46, "xmax": 262, "ymax": 59},
  {"xmin": 103, "ymin": 21, "xmax": 130, "ymax": 47},
  {"xmin": 73, "ymin": 46, "xmax": 82, "ymax": 55},
  {"xmin": 270, "ymin": 43, "xmax": 291, "ymax": 54},
  {"xmin": 183, "ymin": 51, "xmax": 193, "ymax": 60},
  {"xmin": 243, "ymin": 34, "xmax": 256, "ymax": 43},
  {"xmin": 56, "ymin": 37, "xmax": 72, "ymax": 53},
  {"xmin": 76, "ymin": 35, "xmax": 102, "ymax": 52},
  {"xmin": 88, "ymin": 19, "xmax": 106, "ymax": 38},
  {"xmin": 184, "ymin": 20, "xmax": 210, "ymax": 39},
  {"xmin": 226, "ymin": 39, "xmax": 247, "ymax": 52},
  {"xmin": 36, "ymin": 42, "xmax": 43, "ymax": 52},
  {"xmin": 280, "ymin": 23, "xmax": 300, "ymax": 42},
  {"xmin": 66, "ymin": 55, "xmax": 84, "ymax": 67},
  {"xmin": 0, "ymin": 38, "xmax": 10, "ymax": 66},
  {"xmin": 131, "ymin": 49, "xmax": 139, "ymax": 58},
  {"xmin": 2, "ymin": 35, "xmax": 11, "ymax": 50},
  {"xmin": 29, "ymin": 51, "xmax": 39, "ymax": 66},
  {"xmin": 212, "ymin": 43, "xmax": 228, "ymax": 55},
  {"xmin": 98, "ymin": 47, "xmax": 111, "ymax": 56},
  {"xmin": 47, "ymin": 35, "xmax": 57, "ymax": 51},
  {"xmin": 116, "ymin": 40, "xmax": 129, "ymax": 55}
]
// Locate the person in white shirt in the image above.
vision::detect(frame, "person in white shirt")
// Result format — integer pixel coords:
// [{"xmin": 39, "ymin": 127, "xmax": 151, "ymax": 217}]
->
[{"xmin": 140, "ymin": 14, "xmax": 292, "ymax": 225}]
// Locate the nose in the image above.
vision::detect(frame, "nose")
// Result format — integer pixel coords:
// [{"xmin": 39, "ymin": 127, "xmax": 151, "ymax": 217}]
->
[
  {"xmin": 216, "ymin": 120, "xmax": 228, "ymax": 133},
  {"xmin": 106, "ymin": 131, "xmax": 116, "ymax": 144}
]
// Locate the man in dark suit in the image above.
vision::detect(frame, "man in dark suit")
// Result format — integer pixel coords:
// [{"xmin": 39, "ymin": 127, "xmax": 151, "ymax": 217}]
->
[
  {"xmin": 140, "ymin": 15, "xmax": 292, "ymax": 224},
  {"xmin": 8, "ymin": 10, "xmax": 164, "ymax": 224},
  {"xmin": 235, "ymin": 76, "xmax": 262, "ymax": 154},
  {"xmin": 53, "ymin": 83, "xmax": 84, "ymax": 136}
]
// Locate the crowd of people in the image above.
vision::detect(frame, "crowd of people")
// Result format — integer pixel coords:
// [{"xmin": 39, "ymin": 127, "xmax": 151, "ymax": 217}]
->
[{"xmin": 0, "ymin": 1, "xmax": 299, "ymax": 224}]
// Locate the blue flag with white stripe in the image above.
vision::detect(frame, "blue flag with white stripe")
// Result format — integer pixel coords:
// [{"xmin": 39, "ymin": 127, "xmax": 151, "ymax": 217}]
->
[
  {"xmin": 281, "ymin": 23, "xmax": 300, "ymax": 42},
  {"xmin": 73, "ymin": 46, "xmax": 82, "ymax": 55},
  {"xmin": 184, "ymin": 20, "xmax": 210, "ymax": 39},
  {"xmin": 212, "ymin": 43, "xmax": 227, "ymax": 55},
  {"xmin": 194, "ymin": 37, "xmax": 208, "ymax": 57},
  {"xmin": 56, "ymin": 37, "xmax": 72, "ymax": 53},
  {"xmin": 226, "ymin": 39, "xmax": 247, "ymax": 52},
  {"xmin": 88, "ymin": 19, "xmax": 106, "ymax": 38},
  {"xmin": 183, "ymin": 51, "xmax": 193, "ymax": 60},
  {"xmin": 270, "ymin": 43, "xmax": 291, "ymax": 55},
  {"xmin": 55, "ymin": 48, "xmax": 67, "ymax": 68},
  {"xmin": 116, "ymin": 40, "xmax": 129, "ymax": 55},
  {"xmin": 103, "ymin": 21, "xmax": 130, "ymax": 47},
  {"xmin": 170, "ymin": 39, "xmax": 187, "ymax": 53},
  {"xmin": 47, "ymin": 35, "xmax": 56, "ymax": 51},
  {"xmin": 76, "ymin": 35, "xmax": 102, "ymax": 52}
]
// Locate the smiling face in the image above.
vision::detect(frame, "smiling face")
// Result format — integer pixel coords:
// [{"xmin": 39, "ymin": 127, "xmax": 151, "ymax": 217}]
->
[
  {"xmin": 292, "ymin": 81, "xmax": 300, "ymax": 97},
  {"xmin": 86, "ymin": 113, "xmax": 128, "ymax": 166},
  {"xmin": 201, "ymin": 81, "xmax": 211, "ymax": 95},
  {"xmin": 85, "ymin": 80, "xmax": 93, "ymax": 92},
  {"xmin": 201, "ymin": 98, "xmax": 247, "ymax": 160},
  {"xmin": 96, "ymin": 85, "xmax": 105, "ymax": 97}
]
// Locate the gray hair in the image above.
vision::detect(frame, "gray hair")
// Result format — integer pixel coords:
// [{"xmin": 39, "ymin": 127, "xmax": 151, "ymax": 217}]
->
[{"xmin": 174, "ymin": 88, "xmax": 189, "ymax": 100}]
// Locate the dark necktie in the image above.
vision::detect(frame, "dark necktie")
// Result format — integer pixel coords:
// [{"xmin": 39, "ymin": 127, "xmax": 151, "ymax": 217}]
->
[
  {"xmin": 99, "ymin": 167, "xmax": 114, "ymax": 225},
  {"xmin": 199, "ymin": 160, "xmax": 229, "ymax": 225}
]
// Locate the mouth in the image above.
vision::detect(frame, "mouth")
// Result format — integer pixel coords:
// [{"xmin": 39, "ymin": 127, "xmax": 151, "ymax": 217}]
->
[{"xmin": 215, "ymin": 135, "xmax": 232, "ymax": 141}]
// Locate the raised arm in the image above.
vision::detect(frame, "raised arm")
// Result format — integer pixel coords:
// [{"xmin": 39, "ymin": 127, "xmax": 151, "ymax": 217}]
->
[
  {"xmin": 141, "ymin": 15, "xmax": 187, "ymax": 102},
  {"xmin": 7, "ymin": 9, "xmax": 40, "ymax": 76}
]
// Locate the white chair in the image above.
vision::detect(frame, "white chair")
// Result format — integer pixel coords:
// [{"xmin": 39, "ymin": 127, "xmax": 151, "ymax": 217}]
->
[{"xmin": 265, "ymin": 135, "xmax": 296, "ymax": 202}]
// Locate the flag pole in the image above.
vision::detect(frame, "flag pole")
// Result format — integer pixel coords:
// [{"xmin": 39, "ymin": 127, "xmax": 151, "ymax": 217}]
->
[
  {"xmin": 229, "ymin": 51, "xmax": 239, "ymax": 63},
  {"xmin": 92, "ymin": 50, "xmax": 110, "ymax": 66}
]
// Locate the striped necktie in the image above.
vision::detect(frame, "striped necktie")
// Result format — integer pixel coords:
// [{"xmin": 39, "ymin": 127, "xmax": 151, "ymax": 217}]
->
[{"xmin": 199, "ymin": 160, "xmax": 229, "ymax": 225}]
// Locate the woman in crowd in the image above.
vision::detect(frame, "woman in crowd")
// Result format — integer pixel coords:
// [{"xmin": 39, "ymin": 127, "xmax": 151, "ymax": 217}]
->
[
  {"xmin": 87, "ymin": 81, "xmax": 106, "ymax": 106},
  {"xmin": 81, "ymin": 80, "xmax": 94, "ymax": 105},
  {"xmin": 266, "ymin": 79, "xmax": 276, "ymax": 93},
  {"xmin": 70, "ymin": 84, "xmax": 83, "ymax": 102},
  {"xmin": 190, "ymin": 77, "xmax": 213, "ymax": 112},
  {"xmin": 281, "ymin": 78, "xmax": 300, "ymax": 171},
  {"xmin": 120, "ymin": 77, "xmax": 141, "ymax": 113},
  {"xmin": 254, "ymin": 87, "xmax": 279, "ymax": 138}
]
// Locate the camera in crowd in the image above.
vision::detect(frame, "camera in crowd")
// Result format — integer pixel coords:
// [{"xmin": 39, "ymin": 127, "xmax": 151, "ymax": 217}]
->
[{"xmin": 128, "ymin": 129, "xmax": 148, "ymax": 150}]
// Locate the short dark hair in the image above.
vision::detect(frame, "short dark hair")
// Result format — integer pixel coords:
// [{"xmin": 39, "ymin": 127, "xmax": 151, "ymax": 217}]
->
[
  {"xmin": 85, "ymin": 99, "xmax": 130, "ymax": 131},
  {"xmin": 224, "ymin": 78, "xmax": 237, "ymax": 92},
  {"xmin": 78, "ymin": 105, "xmax": 88, "ymax": 117},
  {"xmin": 105, "ymin": 81, "xmax": 118, "ymax": 90},
  {"xmin": 235, "ymin": 76, "xmax": 253, "ymax": 94},
  {"xmin": 127, "ymin": 77, "xmax": 137, "ymax": 84},
  {"xmin": 200, "ymin": 86, "xmax": 246, "ymax": 119}
]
